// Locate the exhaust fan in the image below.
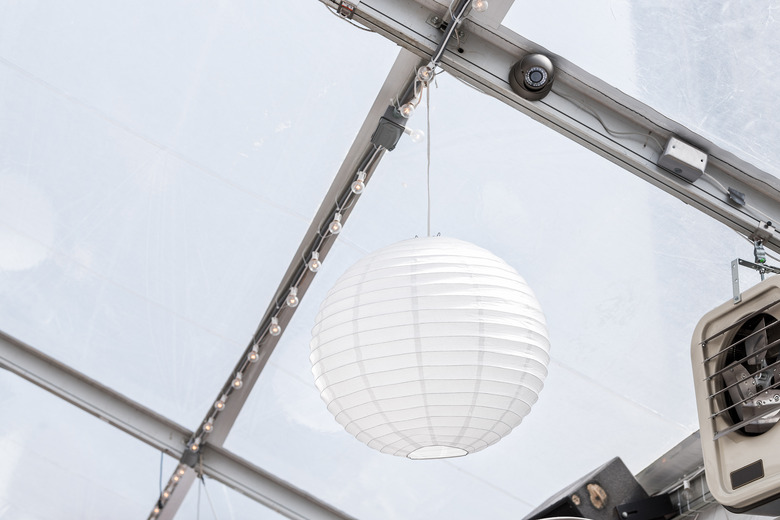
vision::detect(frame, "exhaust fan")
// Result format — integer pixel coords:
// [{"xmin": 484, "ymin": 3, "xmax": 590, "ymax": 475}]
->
[{"xmin": 691, "ymin": 276, "xmax": 780, "ymax": 515}]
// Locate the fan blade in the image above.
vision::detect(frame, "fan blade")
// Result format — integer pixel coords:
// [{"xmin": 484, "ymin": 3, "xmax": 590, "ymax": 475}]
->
[
  {"xmin": 746, "ymin": 317, "xmax": 769, "ymax": 366},
  {"xmin": 722, "ymin": 364, "xmax": 753, "ymax": 409}
]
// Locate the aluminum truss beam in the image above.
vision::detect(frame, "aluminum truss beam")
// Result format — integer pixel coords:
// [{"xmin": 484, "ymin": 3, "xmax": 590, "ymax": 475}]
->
[
  {"xmin": 326, "ymin": 0, "xmax": 780, "ymax": 253},
  {"xmin": 148, "ymin": 49, "xmax": 425, "ymax": 519},
  {"xmin": 0, "ymin": 330, "xmax": 355, "ymax": 520}
]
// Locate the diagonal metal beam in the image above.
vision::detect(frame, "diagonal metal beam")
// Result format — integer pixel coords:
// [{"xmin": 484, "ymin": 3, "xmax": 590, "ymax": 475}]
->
[
  {"xmin": 148, "ymin": 48, "xmax": 427, "ymax": 519},
  {"xmin": 331, "ymin": 0, "xmax": 780, "ymax": 253},
  {"xmin": 0, "ymin": 329, "xmax": 190, "ymax": 455},
  {"xmin": 0, "ymin": 329, "xmax": 356, "ymax": 520}
]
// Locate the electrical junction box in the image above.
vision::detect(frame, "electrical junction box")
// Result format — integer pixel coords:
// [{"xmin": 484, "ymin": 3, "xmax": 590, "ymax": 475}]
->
[
  {"xmin": 658, "ymin": 137, "xmax": 707, "ymax": 182},
  {"xmin": 524, "ymin": 457, "xmax": 650, "ymax": 520}
]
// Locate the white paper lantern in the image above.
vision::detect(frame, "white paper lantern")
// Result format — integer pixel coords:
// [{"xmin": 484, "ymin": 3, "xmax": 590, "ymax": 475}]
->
[{"xmin": 310, "ymin": 237, "xmax": 550, "ymax": 459}]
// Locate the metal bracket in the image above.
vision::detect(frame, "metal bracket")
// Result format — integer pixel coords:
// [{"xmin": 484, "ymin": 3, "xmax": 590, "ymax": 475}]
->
[
  {"xmin": 750, "ymin": 221, "xmax": 777, "ymax": 243},
  {"xmin": 616, "ymin": 494, "xmax": 676, "ymax": 520},
  {"xmin": 425, "ymin": 15, "xmax": 468, "ymax": 44},
  {"xmin": 180, "ymin": 447, "xmax": 199, "ymax": 468},
  {"xmin": 732, "ymin": 258, "xmax": 780, "ymax": 303},
  {"xmin": 337, "ymin": 1, "xmax": 356, "ymax": 18}
]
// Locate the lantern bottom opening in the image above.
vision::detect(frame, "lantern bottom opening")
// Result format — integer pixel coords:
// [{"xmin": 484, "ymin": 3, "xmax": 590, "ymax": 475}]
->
[{"xmin": 407, "ymin": 446, "xmax": 468, "ymax": 460}]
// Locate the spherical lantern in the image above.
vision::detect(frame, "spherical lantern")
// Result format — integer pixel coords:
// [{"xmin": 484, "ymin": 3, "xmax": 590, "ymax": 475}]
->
[{"xmin": 310, "ymin": 237, "xmax": 550, "ymax": 459}]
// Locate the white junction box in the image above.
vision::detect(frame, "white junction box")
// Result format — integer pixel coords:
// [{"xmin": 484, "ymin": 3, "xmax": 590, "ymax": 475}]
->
[{"xmin": 658, "ymin": 136, "xmax": 708, "ymax": 182}]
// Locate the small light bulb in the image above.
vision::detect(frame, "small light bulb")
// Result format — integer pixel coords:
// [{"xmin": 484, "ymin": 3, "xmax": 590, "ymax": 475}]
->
[
  {"xmin": 681, "ymin": 479, "xmax": 692, "ymax": 501},
  {"xmin": 232, "ymin": 372, "xmax": 243, "ymax": 389},
  {"xmin": 177, "ymin": 467, "xmax": 185, "ymax": 476},
  {"xmin": 329, "ymin": 213, "xmax": 343, "ymax": 234},
  {"xmin": 247, "ymin": 344, "xmax": 259, "ymax": 363},
  {"xmin": 417, "ymin": 65, "xmax": 434, "ymax": 83},
  {"xmin": 399, "ymin": 102, "xmax": 415, "ymax": 118},
  {"xmin": 286, "ymin": 287, "xmax": 299, "ymax": 307},
  {"xmin": 203, "ymin": 418, "xmax": 214, "ymax": 432},
  {"xmin": 163, "ymin": 491, "xmax": 170, "ymax": 499},
  {"xmin": 154, "ymin": 507, "xmax": 161, "ymax": 514},
  {"xmin": 190, "ymin": 441, "xmax": 199, "ymax": 452},
  {"xmin": 308, "ymin": 252, "xmax": 321, "ymax": 273},
  {"xmin": 215, "ymin": 395, "xmax": 227, "ymax": 410},
  {"xmin": 173, "ymin": 475, "xmax": 180, "ymax": 483},
  {"xmin": 269, "ymin": 316, "xmax": 282, "ymax": 336},
  {"xmin": 472, "ymin": 0, "xmax": 488, "ymax": 12},
  {"xmin": 409, "ymin": 129, "xmax": 425, "ymax": 143},
  {"xmin": 351, "ymin": 172, "xmax": 366, "ymax": 194}
]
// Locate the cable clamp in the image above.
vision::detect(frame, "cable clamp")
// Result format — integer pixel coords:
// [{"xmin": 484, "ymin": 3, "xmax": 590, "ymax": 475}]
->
[
  {"xmin": 750, "ymin": 221, "xmax": 776, "ymax": 243},
  {"xmin": 337, "ymin": 1, "xmax": 356, "ymax": 19}
]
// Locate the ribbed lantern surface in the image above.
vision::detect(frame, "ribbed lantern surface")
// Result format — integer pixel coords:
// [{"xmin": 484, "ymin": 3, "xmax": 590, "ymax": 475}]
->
[{"xmin": 310, "ymin": 237, "xmax": 550, "ymax": 459}]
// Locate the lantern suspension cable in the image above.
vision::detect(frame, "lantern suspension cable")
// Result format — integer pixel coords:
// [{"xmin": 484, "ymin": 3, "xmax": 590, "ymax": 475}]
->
[{"xmin": 426, "ymin": 83, "xmax": 432, "ymax": 237}]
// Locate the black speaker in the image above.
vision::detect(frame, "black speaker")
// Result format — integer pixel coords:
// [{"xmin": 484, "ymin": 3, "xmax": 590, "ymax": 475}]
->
[{"xmin": 524, "ymin": 458, "xmax": 650, "ymax": 520}]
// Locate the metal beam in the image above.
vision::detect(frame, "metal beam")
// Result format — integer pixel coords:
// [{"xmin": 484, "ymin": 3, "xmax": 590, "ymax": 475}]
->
[
  {"xmin": 0, "ymin": 329, "xmax": 190, "ymax": 456},
  {"xmin": 149, "ymin": 48, "xmax": 425, "ymax": 519},
  {"xmin": 330, "ymin": 0, "xmax": 780, "ymax": 253},
  {"xmin": 0, "ymin": 329, "xmax": 356, "ymax": 520},
  {"xmin": 201, "ymin": 445, "xmax": 355, "ymax": 520}
]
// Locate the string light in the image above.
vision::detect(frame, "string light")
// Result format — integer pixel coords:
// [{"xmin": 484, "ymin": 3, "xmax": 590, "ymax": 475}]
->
[
  {"xmin": 248, "ymin": 343, "xmax": 260, "ymax": 362},
  {"xmin": 190, "ymin": 438, "xmax": 201, "ymax": 452},
  {"xmin": 154, "ymin": 507, "xmax": 161, "ymax": 514},
  {"xmin": 177, "ymin": 467, "xmax": 185, "ymax": 476},
  {"xmin": 308, "ymin": 252, "xmax": 321, "ymax": 273},
  {"xmin": 172, "ymin": 475, "xmax": 180, "ymax": 483},
  {"xmin": 417, "ymin": 65, "xmax": 434, "ymax": 83},
  {"xmin": 351, "ymin": 172, "xmax": 366, "ymax": 194},
  {"xmin": 472, "ymin": 0, "xmax": 488, "ymax": 12},
  {"xmin": 269, "ymin": 317, "xmax": 282, "ymax": 336},
  {"xmin": 215, "ymin": 395, "xmax": 227, "ymax": 410},
  {"xmin": 399, "ymin": 102, "xmax": 415, "ymax": 118},
  {"xmin": 203, "ymin": 418, "xmax": 214, "ymax": 432},
  {"xmin": 232, "ymin": 372, "xmax": 243, "ymax": 389},
  {"xmin": 329, "ymin": 213, "xmax": 343, "ymax": 234},
  {"xmin": 409, "ymin": 129, "xmax": 425, "ymax": 143},
  {"xmin": 162, "ymin": 491, "xmax": 170, "ymax": 499},
  {"xmin": 286, "ymin": 287, "xmax": 299, "ymax": 307}
]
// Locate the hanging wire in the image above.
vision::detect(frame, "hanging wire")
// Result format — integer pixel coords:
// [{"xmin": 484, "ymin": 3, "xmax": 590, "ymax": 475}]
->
[
  {"xmin": 197, "ymin": 473, "xmax": 202, "ymax": 520},
  {"xmin": 158, "ymin": 452, "xmax": 164, "ymax": 497},
  {"xmin": 201, "ymin": 477, "xmax": 222, "ymax": 520},
  {"xmin": 426, "ymin": 83, "xmax": 432, "ymax": 237}
]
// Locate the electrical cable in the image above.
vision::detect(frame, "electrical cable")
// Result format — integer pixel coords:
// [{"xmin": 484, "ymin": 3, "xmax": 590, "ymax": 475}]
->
[
  {"xmin": 556, "ymin": 90, "xmax": 664, "ymax": 151},
  {"xmin": 197, "ymin": 473, "xmax": 202, "ymax": 520},
  {"xmin": 323, "ymin": 3, "xmax": 373, "ymax": 32},
  {"xmin": 701, "ymin": 173, "xmax": 775, "ymax": 223},
  {"xmin": 426, "ymin": 82, "xmax": 432, "ymax": 237},
  {"xmin": 160, "ymin": 451, "xmax": 163, "ymax": 496},
  {"xmin": 201, "ymin": 476, "xmax": 222, "ymax": 520}
]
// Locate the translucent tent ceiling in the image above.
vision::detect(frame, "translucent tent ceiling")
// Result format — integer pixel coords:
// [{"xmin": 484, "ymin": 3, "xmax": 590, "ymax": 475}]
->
[{"xmin": 1, "ymin": 1, "xmax": 779, "ymax": 519}]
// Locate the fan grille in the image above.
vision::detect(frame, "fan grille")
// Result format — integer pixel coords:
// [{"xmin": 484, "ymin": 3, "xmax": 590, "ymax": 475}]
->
[{"xmin": 701, "ymin": 300, "xmax": 780, "ymax": 440}]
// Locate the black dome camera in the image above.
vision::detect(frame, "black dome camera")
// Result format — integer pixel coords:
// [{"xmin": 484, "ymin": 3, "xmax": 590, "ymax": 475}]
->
[{"xmin": 509, "ymin": 54, "xmax": 555, "ymax": 101}]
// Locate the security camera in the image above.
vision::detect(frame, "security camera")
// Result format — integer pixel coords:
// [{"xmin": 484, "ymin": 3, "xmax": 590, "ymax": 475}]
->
[{"xmin": 509, "ymin": 54, "xmax": 555, "ymax": 101}]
